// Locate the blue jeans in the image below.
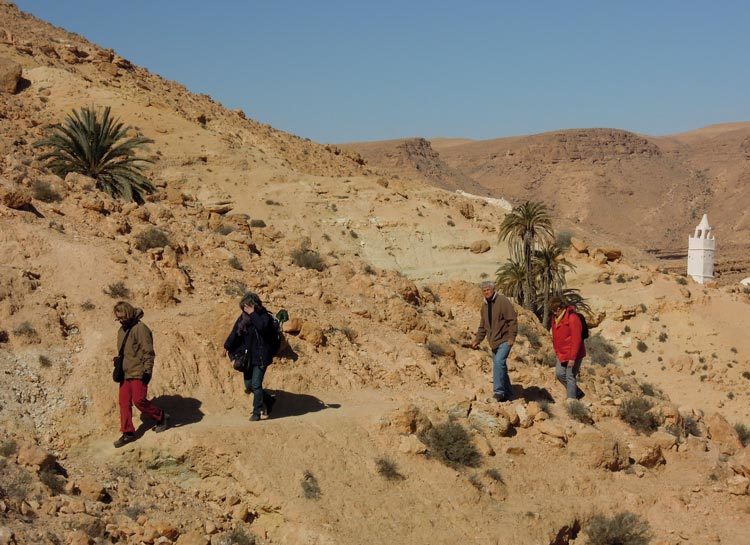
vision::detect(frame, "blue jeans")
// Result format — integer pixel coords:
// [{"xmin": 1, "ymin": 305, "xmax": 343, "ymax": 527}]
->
[
  {"xmin": 492, "ymin": 342, "xmax": 512, "ymax": 399},
  {"xmin": 555, "ymin": 359, "xmax": 582, "ymax": 399},
  {"xmin": 243, "ymin": 365, "xmax": 270, "ymax": 417}
]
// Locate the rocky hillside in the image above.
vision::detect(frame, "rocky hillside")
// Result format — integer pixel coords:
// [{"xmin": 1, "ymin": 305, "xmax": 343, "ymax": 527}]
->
[{"xmin": 1, "ymin": 3, "xmax": 750, "ymax": 545}]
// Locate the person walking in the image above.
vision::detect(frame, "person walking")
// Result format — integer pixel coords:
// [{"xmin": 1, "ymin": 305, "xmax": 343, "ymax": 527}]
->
[
  {"xmin": 549, "ymin": 295, "xmax": 586, "ymax": 400},
  {"xmin": 224, "ymin": 293, "xmax": 277, "ymax": 421},
  {"xmin": 112, "ymin": 302, "xmax": 169, "ymax": 448},
  {"xmin": 470, "ymin": 280, "xmax": 517, "ymax": 402}
]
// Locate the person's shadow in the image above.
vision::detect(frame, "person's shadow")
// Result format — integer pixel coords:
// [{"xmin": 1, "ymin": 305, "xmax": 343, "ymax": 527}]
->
[
  {"xmin": 516, "ymin": 385, "xmax": 555, "ymax": 403},
  {"xmin": 265, "ymin": 391, "xmax": 340, "ymax": 419},
  {"xmin": 133, "ymin": 395, "xmax": 205, "ymax": 438}
]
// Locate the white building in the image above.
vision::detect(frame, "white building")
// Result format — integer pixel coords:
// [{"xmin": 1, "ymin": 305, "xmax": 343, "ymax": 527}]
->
[{"xmin": 687, "ymin": 214, "xmax": 715, "ymax": 284}]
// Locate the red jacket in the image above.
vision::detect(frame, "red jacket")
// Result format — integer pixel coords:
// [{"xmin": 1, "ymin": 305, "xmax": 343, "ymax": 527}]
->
[{"xmin": 550, "ymin": 307, "xmax": 586, "ymax": 362}]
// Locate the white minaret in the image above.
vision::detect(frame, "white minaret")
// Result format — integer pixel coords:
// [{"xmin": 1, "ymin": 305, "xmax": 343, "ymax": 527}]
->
[{"xmin": 687, "ymin": 214, "xmax": 715, "ymax": 284}]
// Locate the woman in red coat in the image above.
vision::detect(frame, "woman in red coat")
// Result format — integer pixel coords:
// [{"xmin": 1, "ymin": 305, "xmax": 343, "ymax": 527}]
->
[{"xmin": 549, "ymin": 296, "xmax": 586, "ymax": 400}]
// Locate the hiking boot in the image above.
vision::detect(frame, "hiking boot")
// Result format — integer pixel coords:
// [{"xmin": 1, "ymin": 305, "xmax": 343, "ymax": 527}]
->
[
  {"xmin": 113, "ymin": 433, "xmax": 136, "ymax": 448},
  {"xmin": 154, "ymin": 413, "xmax": 170, "ymax": 433},
  {"xmin": 493, "ymin": 394, "xmax": 507, "ymax": 403},
  {"xmin": 263, "ymin": 396, "xmax": 276, "ymax": 417},
  {"xmin": 576, "ymin": 388, "xmax": 586, "ymax": 400},
  {"xmin": 249, "ymin": 414, "xmax": 261, "ymax": 422},
  {"xmin": 244, "ymin": 387, "xmax": 252, "ymax": 395}
]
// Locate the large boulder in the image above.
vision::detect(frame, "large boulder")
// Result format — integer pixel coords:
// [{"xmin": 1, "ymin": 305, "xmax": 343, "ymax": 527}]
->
[
  {"xmin": 0, "ymin": 57, "xmax": 21, "ymax": 94},
  {"xmin": 469, "ymin": 240, "xmax": 491, "ymax": 254},
  {"xmin": 0, "ymin": 187, "xmax": 31, "ymax": 209},
  {"xmin": 729, "ymin": 449, "xmax": 750, "ymax": 479},
  {"xmin": 568, "ymin": 428, "xmax": 630, "ymax": 471},
  {"xmin": 706, "ymin": 413, "xmax": 743, "ymax": 455}
]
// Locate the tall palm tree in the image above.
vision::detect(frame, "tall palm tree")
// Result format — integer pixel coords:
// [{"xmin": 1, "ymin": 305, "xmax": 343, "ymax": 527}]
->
[
  {"xmin": 498, "ymin": 201, "xmax": 553, "ymax": 310},
  {"xmin": 534, "ymin": 243, "xmax": 575, "ymax": 327},
  {"xmin": 35, "ymin": 106, "xmax": 155, "ymax": 203},
  {"xmin": 495, "ymin": 258, "xmax": 526, "ymax": 304}
]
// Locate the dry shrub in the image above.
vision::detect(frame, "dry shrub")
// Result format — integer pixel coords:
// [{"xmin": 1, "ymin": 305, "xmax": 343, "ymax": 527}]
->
[
  {"xmin": 618, "ymin": 397, "xmax": 659, "ymax": 435},
  {"xmin": 301, "ymin": 471, "xmax": 321, "ymax": 499},
  {"xmin": 426, "ymin": 340, "xmax": 447, "ymax": 357},
  {"xmin": 39, "ymin": 469, "xmax": 65, "ymax": 495},
  {"xmin": 228, "ymin": 527, "xmax": 257, "ymax": 545},
  {"xmin": 735, "ymin": 423, "xmax": 750, "ymax": 447},
  {"xmin": 375, "ymin": 457, "xmax": 404, "ymax": 481},
  {"xmin": 566, "ymin": 400, "xmax": 593, "ymax": 425},
  {"xmin": 134, "ymin": 227, "xmax": 170, "ymax": 251},
  {"xmin": 250, "ymin": 219, "xmax": 266, "ymax": 228},
  {"xmin": 419, "ymin": 419, "xmax": 481, "ymax": 469},
  {"xmin": 13, "ymin": 322, "xmax": 37, "ymax": 338},
  {"xmin": 32, "ymin": 179, "xmax": 62, "ymax": 202},
  {"xmin": 518, "ymin": 323, "xmax": 541, "ymax": 348},
  {"xmin": 224, "ymin": 280, "xmax": 247, "ymax": 297},
  {"xmin": 39, "ymin": 355, "xmax": 52, "ymax": 368},
  {"xmin": 484, "ymin": 468, "xmax": 503, "ymax": 483},
  {"xmin": 586, "ymin": 334, "xmax": 617, "ymax": 365},
  {"xmin": 80, "ymin": 300, "xmax": 96, "ymax": 311},
  {"xmin": 104, "ymin": 282, "xmax": 130, "ymax": 298},
  {"xmin": 0, "ymin": 439, "xmax": 18, "ymax": 457},
  {"xmin": 636, "ymin": 340, "xmax": 648, "ymax": 353},
  {"xmin": 0, "ymin": 330, "xmax": 9, "ymax": 344},
  {"xmin": 228, "ymin": 256, "xmax": 243, "ymax": 270},
  {"xmin": 291, "ymin": 248, "xmax": 325, "ymax": 271},
  {"xmin": 586, "ymin": 511, "xmax": 651, "ymax": 545}
]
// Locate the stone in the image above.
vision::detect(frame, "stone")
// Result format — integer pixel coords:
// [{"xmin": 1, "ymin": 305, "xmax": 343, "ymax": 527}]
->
[
  {"xmin": 537, "ymin": 421, "xmax": 567, "ymax": 443},
  {"xmin": 706, "ymin": 412, "xmax": 743, "ymax": 455},
  {"xmin": 299, "ymin": 322, "xmax": 326, "ymax": 347},
  {"xmin": 390, "ymin": 404, "xmax": 432, "ymax": 435},
  {"xmin": 77, "ymin": 477, "xmax": 108, "ymax": 502},
  {"xmin": 399, "ymin": 434, "xmax": 427, "ymax": 455},
  {"xmin": 149, "ymin": 520, "xmax": 180, "ymax": 540},
  {"xmin": 231, "ymin": 504, "xmax": 250, "ymax": 522},
  {"xmin": 0, "ymin": 187, "xmax": 31, "ymax": 209},
  {"xmin": 629, "ymin": 439, "xmax": 665, "ymax": 468},
  {"xmin": 649, "ymin": 430, "xmax": 678, "ymax": 451},
  {"xmin": 640, "ymin": 275, "xmax": 653, "ymax": 286},
  {"xmin": 469, "ymin": 239, "xmax": 491, "ymax": 254},
  {"xmin": 570, "ymin": 237, "xmax": 588, "ymax": 254},
  {"xmin": 603, "ymin": 248, "xmax": 622, "ymax": 261},
  {"xmin": 727, "ymin": 475, "xmax": 749, "ymax": 496},
  {"xmin": 0, "ymin": 527, "xmax": 14, "ymax": 545},
  {"xmin": 175, "ymin": 532, "xmax": 209, "ymax": 545},
  {"xmin": 67, "ymin": 531, "xmax": 92, "ymax": 545},
  {"xmin": 282, "ymin": 317, "xmax": 303, "ymax": 334},
  {"xmin": 679, "ymin": 287, "xmax": 691, "ymax": 299},
  {"xmin": 729, "ymin": 449, "xmax": 750, "ymax": 479},
  {"xmin": 204, "ymin": 200, "xmax": 233, "ymax": 215},
  {"xmin": 16, "ymin": 442, "xmax": 55, "ymax": 469},
  {"xmin": 568, "ymin": 428, "xmax": 630, "ymax": 471},
  {"xmin": 0, "ymin": 57, "xmax": 21, "ymax": 94}
]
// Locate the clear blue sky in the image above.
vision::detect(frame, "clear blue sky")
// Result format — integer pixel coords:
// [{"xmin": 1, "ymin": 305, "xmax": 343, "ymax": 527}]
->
[{"xmin": 15, "ymin": 0, "xmax": 750, "ymax": 143}]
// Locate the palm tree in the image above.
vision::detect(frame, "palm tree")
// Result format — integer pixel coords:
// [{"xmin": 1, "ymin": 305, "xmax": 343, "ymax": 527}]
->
[
  {"xmin": 534, "ymin": 243, "xmax": 575, "ymax": 327},
  {"xmin": 499, "ymin": 201, "xmax": 553, "ymax": 310},
  {"xmin": 495, "ymin": 258, "xmax": 526, "ymax": 304},
  {"xmin": 35, "ymin": 106, "xmax": 155, "ymax": 203}
]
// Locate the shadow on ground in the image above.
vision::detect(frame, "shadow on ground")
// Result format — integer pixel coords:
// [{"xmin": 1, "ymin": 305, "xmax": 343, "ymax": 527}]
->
[
  {"xmin": 265, "ymin": 391, "xmax": 340, "ymax": 419},
  {"xmin": 132, "ymin": 395, "xmax": 205, "ymax": 439}
]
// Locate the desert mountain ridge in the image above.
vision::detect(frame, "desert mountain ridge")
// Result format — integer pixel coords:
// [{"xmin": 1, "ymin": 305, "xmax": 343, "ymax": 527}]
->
[
  {"xmin": 345, "ymin": 122, "xmax": 750, "ymax": 283},
  {"xmin": 0, "ymin": 3, "xmax": 749, "ymax": 545}
]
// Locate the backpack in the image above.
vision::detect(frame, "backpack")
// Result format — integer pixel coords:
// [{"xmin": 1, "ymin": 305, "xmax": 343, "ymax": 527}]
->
[
  {"xmin": 572, "ymin": 310, "xmax": 589, "ymax": 340},
  {"xmin": 265, "ymin": 308, "xmax": 289, "ymax": 359}
]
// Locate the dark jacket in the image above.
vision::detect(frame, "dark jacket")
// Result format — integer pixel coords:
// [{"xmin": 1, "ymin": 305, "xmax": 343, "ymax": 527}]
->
[
  {"xmin": 550, "ymin": 306, "xmax": 586, "ymax": 362},
  {"xmin": 224, "ymin": 310, "xmax": 275, "ymax": 367},
  {"xmin": 116, "ymin": 308, "xmax": 155, "ymax": 380},
  {"xmin": 473, "ymin": 293, "xmax": 517, "ymax": 350}
]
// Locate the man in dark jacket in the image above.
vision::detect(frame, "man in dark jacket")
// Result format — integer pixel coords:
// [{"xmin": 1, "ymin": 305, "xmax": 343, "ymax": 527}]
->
[
  {"xmin": 470, "ymin": 281, "xmax": 518, "ymax": 402},
  {"xmin": 112, "ymin": 302, "xmax": 169, "ymax": 448},
  {"xmin": 224, "ymin": 293, "xmax": 276, "ymax": 421}
]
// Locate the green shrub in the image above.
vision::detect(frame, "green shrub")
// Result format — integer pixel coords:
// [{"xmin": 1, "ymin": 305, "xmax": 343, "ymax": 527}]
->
[
  {"xmin": 104, "ymin": 282, "xmax": 130, "ymax": 298},
  {"xmin": 735, "ymin": 423, "xmax": 750, "ymax": 447},
  {"xmin": 618, "ymin": 397, "xmax": 659, "ymax": 435},
  {"xmin": 615, "ymin": 274, "xmax": 626, "ymax": 283},
  {"xmin": 623, "ymin": 351, "xmax": 632, "ymax": 359},
  {"xmin": 31, "ymin": 179, "xmax": 62, "ymax": 202},
  {"xmin": 742, "ymin": 371, "xmax": 750, "ymax": 380},
  {"xmin": 586, "ymin": 511, "xmax": 651, "ymax": 545},
  {"xmin": 636, "ymin": 340, "xmax": 648, "ymax": 353},
  {"xmin": 658, "ymin": 332, "xmax": 668, "ymax": 342},
  {"xmin": 291, "ymin": 248, "xmax": 326, "ymax": 271},
  {"xmin": 566, "ymin": 400, "xmax": 593, "ymax": 425},
  {"xmin": 419, "ymin": 419, "xmax": 480, "ymax": 469},
  {"xmin": 301, "ymin": 471, "xmax": 321, "ymax": 499},
  {"xmin": 375, "ymin": 457, "xmax": 404, "ymax": 481},
  {"xmin": 585, "ymin": 334, "xmax": 617, "ymax": 365},
  {"xmin": 134, "ymin": 228, "xmax": 170, "ymax": 251}
]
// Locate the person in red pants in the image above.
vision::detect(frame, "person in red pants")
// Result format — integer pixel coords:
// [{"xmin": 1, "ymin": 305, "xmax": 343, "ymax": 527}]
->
[{"xmin": 112, "ymin": 302, "xmax": 169, "ymax": 448}]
